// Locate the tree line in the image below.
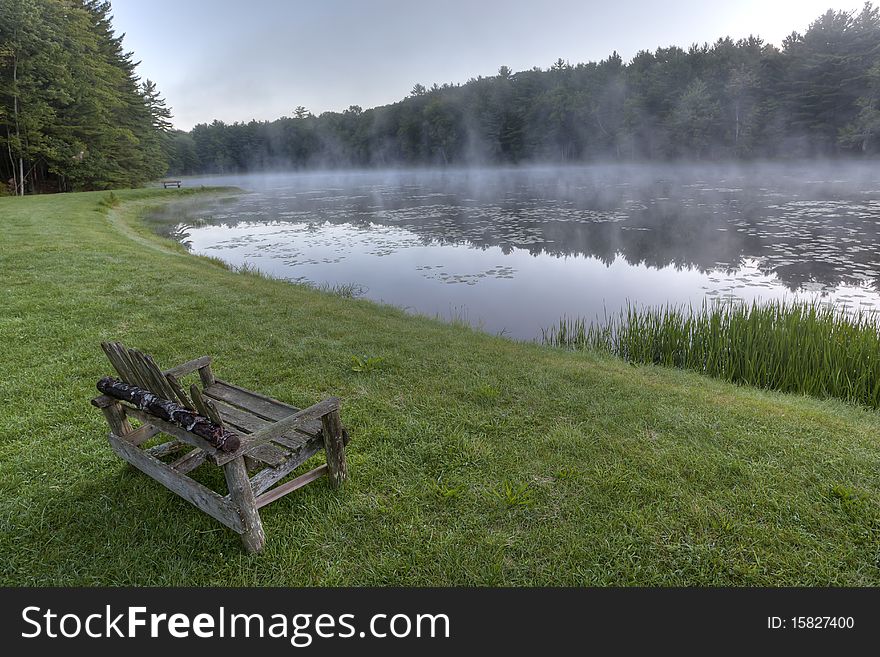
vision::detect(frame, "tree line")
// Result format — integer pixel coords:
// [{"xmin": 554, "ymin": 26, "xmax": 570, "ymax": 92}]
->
[
  {"xmin": 0, "ymin": 0, "xmax": 171, "ymax": 194},
  {"xmin": 3, "ymin": 3, "xmax": 880, "ymax": 193},
  {"xmin": 169, "ymin": 3, "xmax": 880, "ymax": 175}
]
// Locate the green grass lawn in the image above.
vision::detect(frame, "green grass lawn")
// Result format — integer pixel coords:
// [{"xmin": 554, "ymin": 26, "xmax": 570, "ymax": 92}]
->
[{"xmin": 2, "ymin": 188, "xmax": 880, "ymax": 585}]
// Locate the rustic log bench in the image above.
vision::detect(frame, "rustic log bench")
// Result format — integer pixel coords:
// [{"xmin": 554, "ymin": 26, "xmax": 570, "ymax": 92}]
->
[
  {"xmin": 162, "ymin": 179, "xmax": 182, "ymax": 188},
  {"xmin": 91, "ymin": 342, "xmax": 349, "ymax": 553}
]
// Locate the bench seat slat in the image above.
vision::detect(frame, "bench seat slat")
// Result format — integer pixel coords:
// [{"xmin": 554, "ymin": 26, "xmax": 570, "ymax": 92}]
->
[
  {"xmin": 204, "ymin": 381, "xmax": 323, "ymax": 436},
  {"xmin": 211, "ymin": 399, "xmax": 272, "ymax": 433},
  {"xmin": 246, "ymin": 444, "xmax": 289, "ymax": 467},
  {"xmin": 203, "ymin": 380, "xmax": 298, "ymax": 421},
  {"xmin": 209, "ymin": 398, "xmax": 312, "ymax": 467},
  {"xmin": 211, "ymin": 398, "xmax": 316, "ymax": 441},
  {"xmin": 214, "ymin": 400, "xmax": 312, "ymax": 448}
]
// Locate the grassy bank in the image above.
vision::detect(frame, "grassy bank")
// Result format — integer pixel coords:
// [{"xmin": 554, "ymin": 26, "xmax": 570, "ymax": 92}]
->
[
  {"xmin": 2, "ymin": 189, "xmax": 880, "ymax": 585},
  {"xmin": 544, "ymin": 301, "xmax": 880, "ymax": 409}
]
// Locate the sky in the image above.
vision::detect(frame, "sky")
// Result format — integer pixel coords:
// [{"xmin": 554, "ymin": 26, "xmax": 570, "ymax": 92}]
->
[{"xmin": 109, "ymin": 0, "xmax": 863, "ymax": 131}]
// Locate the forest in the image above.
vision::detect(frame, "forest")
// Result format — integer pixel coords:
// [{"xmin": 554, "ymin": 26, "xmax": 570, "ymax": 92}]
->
[
  {"xmin": 0, "ymin": 0, "xmax": 171, "ymax": 193},
  {"xmin": 3, "ymin": 2, "xmax": 880, "ymax": 191},
  {"xmin": 168, "ymin": 3, "xmax": 880, "ymax": 174}
]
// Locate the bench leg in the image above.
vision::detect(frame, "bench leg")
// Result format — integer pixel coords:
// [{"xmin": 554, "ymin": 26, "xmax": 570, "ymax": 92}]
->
[
  {"xmin": 100, "ymin": 400, "xmax": 133, "ymax": 437},
  {"xmin": 321, "ymin": 409, "xmax": 348, "ymax": 488},
  {"xmin": 223, "ymin": 456, "xmax": 265, "ymax": 553}
]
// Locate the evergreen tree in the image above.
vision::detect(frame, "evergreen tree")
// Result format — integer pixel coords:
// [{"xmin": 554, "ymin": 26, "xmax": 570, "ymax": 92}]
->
[{"xmin": 0, "ymin": 0, "xmax": 172, "ymax": 192}]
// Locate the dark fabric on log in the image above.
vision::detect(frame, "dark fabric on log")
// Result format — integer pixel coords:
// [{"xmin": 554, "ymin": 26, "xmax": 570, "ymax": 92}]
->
[{"xmin": 97, "ymin": 377, "xmax": 241, "ymax": 452}]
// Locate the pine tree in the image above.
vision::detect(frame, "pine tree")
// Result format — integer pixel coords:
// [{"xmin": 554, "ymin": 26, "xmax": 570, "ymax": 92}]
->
[{"xmin": 0, "ymin": 0, "xmax": 172, "ymax": 192}]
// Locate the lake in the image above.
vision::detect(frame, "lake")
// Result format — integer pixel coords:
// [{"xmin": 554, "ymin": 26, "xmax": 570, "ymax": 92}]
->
[{"xmin": 145, "ymin": 163, "xmax": 880, "ymax": 340}]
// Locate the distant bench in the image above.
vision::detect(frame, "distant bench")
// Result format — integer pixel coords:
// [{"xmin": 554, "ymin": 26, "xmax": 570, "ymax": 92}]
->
[{"xmin": 162, "ymin": 180, "xmax": 182, "ymax": 189}]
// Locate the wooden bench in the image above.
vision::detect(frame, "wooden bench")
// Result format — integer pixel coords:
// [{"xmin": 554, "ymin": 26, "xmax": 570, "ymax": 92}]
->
[
  {"xmin": 91, "ymin": 342, "xmax": 349, "ymax": 553},
  {"xmin": 162, "ymin": 180, "xmax": 182, "ymax": 188}
]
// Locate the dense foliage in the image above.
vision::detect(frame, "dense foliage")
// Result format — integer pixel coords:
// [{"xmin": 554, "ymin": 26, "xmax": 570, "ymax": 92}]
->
[
  {"xmin": 0, "ymin": 0, "xmax": 171, "ymax": 193},
  {"xmin": 4, "ymin": 3, "xmax": 880, "ymax": 189},
  {"xmin": 170, "ymin": 3, "xmax": 880, "ymax": 174}
]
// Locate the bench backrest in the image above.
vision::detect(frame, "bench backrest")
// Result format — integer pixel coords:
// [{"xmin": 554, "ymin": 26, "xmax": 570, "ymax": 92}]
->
[{"xmin": 100, "ymin": 341, "xmax": 224, "ymax": 426}]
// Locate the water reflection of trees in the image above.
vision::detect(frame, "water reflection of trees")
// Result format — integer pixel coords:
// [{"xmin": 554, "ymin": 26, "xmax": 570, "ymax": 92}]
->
[
  {"xmin": 153, "ymin": 173, "xmax": 880, "ymax": 293},
  {"xmin": 338, "ymin": 186, "xmax": 880, "ymax": 292}
]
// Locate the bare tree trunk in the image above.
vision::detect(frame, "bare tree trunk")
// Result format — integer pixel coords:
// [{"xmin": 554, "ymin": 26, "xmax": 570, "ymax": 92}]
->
[
  {"xmin": 734, "ymin": 101, "xmax": 740, "ymax": 145},
  {"xmin": 13, "ymin": 51, "xmax": 23, "ymax": 196},
  {"xmin": 6, "ymin": 125, "xmax": 16, "ymax": 194}
]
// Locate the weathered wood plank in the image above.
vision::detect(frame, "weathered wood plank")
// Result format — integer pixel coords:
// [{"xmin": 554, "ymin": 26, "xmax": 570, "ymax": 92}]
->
[
  {"xmin": 91, "ymin": 394, "xmax": 115, "ymax": 409},
  {"xmin": 132, "ymin": 350, "xmax": 170, "ymax": 399},
  {"xmin": 165, "ymin": 372, "xmax": 195, "ymax": 410},
  {"xmin": 163, "ymin": 355, "xmax": 212, "ymax": 379},
  {"xmin": 248, "ymin": 439, "xmax": 323, "ymax": 495},
  {"xmin": 101, "ymin": 342, "xmax": 132, "ymax": 384},
  {"xmin": 198, "ymin": 362, "xmax": 216, "ymax": 388},
  {"xmin": 246, "ymin": 443, "xmax": 289, "ymax": 467},
  {"xmin": 202, "ymin": 390, "xmax": 335, "ymax": 465},
  {"xmin": 108, "ymin": 432, "xmax": 244, "ymax": 533},
  {"xmin": 321, "ymin": 408, "xmax": 348, "ymax": 488},
  {"xmin": 124, "ymin": 406, "xmax": 221, "ymax": 460},
  {"xmin": 123, "ymin": 405, "xmax": 288, "ymax": 468},
  {"xmin": 189, "ymin": 383, "xmax": 211, "ymax": 417},
  {"xmin": 122, "ymin": 422, "xmax": 160, "ymax": 446},
  {"xmin": 212, "ymin": 399, "xmax": 271, "ymax": 433},
  {"xmin": 203, "ymin": 380, "xmax": 299, "ymax": 421},
  {"xmin": 138, "ymin": 351, "xmax": 166, "ymax": 397},
  {"xmin": 116, "ymin": 343, "xmax": 151, "ymax": 391},
  {"xmin": 190, "ymin": 384, "xmax": 224, "ymax": 427},
  {"xmin": 255, "ymin": 464, "xmax": 328, "ymax": 509},
  {"xmin": 128, "ymin": 350, "xmax": 152, "ymax": 391},
  {"xmin": 223, "ymin": 457, "xmax": 265, "ymax": 552},
  {"xmin": 210, "ymin": 398, "xmax": 314, "ymax": 446},
  {"xmin": 208, "ymin": 399, "xmax": 309, "ymax": 466},
  {"xmin": 103, "ymin": 342, "xmax": 143, "ymax": 389},
  {"xmin": 145, "ymin": 439, "xmax": 187, "ymax": 458},
  {"xmin": 171, "ymin": 448, "xmax": 207, "ymax": 474},
  {"xmin": 269, "ymin": 433, "xmax": 313, "ymax": 451},
  {"xmin": 143, "ymin": 352, "xmax": 180, "ymax": 402},
  {"xmin": 100, "ymin": 401, "xmax": 132, "ymax": 437},
  {"xmin": 204, "ymin": 398, "xmax": 224, "ymax": 428},
  {"xmin": 210, "ymin": 398, "xmax": 335, "ymax": 466},
  {"xmin": 246, "ymin": 398, "xmax": 338, "ymax": 446}
]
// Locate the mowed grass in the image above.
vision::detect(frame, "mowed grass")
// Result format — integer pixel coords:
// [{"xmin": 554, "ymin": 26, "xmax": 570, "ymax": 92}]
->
[{"xmin": 1, "ymin": 188, "xmax": 880, "ymax": 586}]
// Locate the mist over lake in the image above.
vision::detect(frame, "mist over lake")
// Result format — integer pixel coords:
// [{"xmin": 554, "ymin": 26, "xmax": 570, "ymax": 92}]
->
[{"xmin": 147, "ymin": 162, "xmax": 880, "ymax": 340}]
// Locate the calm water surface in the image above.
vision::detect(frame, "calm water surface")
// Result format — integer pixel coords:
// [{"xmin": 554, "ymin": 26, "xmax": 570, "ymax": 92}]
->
[{"xmin": 146, "ymin": 164, "xmax": 880, "ymax": 340}]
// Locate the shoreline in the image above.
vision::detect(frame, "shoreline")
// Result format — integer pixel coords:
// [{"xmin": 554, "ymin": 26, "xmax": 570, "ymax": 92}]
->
[{"xmin": 2, "ymin": 188, "xmax": 880, "ymax": 586}]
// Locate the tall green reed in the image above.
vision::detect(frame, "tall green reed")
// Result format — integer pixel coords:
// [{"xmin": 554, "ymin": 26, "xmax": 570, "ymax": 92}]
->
[{"xmin": 543, "ymin": 300, "xmax": 880, "ymax": 409}]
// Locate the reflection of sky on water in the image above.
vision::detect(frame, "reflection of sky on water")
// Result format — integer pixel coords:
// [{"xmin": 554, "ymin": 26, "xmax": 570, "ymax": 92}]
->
[{"xmin": 146, "ymin": 165, "xmax": 880, "ymax": 340}]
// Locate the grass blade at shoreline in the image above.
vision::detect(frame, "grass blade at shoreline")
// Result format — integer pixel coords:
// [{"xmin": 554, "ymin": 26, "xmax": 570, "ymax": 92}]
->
[{"xmin": 544, "ymin": 300, "xmax": 880, "ymax": 409}]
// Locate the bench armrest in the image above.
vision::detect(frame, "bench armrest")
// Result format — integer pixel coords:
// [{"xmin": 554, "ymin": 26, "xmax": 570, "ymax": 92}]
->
[
  {"xmin": 244, "ymin": 397, "xmax": 340, "ymax": 451},
  {"xmin": 91, "ymin": 394, "xmax": 117, "ymax": 409},
  {"xmin": 163, "ymin": 355, "xmax": 212, "ymax": 378}
]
